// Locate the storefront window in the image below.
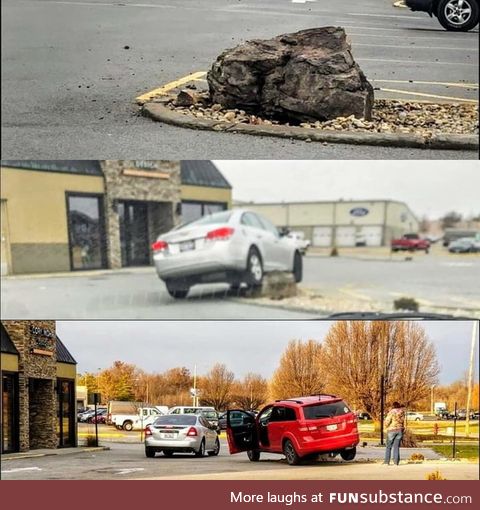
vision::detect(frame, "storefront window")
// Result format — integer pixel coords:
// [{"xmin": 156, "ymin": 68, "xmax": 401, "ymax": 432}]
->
[
  {"xmin": 118, "ymin": 201, "xmax": 150, "ymax": 267},
  {"xmin": 67, "ymin": 194, "xmax": 106, "ymax": 270},
  {"xmin": 57, "ymin": 379, "xmax": 75, "ymax": 448},
  {"xmin": 182, "ymin": 202, "xmax": 227, "ymax": 224},
  {"xmin": 2, "ymin": 373, "xmax": 18, "ymax": 453}
]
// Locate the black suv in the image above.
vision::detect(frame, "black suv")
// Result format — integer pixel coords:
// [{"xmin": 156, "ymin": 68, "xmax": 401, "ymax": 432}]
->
[{"xmin": 406, "ymin": 0, "xmax": 479, "ymax": 31}]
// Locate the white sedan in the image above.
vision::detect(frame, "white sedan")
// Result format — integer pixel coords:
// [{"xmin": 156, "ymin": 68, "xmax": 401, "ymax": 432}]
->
[{"xmin": 152, "ymin": 209, "xmax": 303, "ymax": 298}]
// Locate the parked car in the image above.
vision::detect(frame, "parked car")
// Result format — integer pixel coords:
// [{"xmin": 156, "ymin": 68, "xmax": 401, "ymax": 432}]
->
[
  {"xmin": 89, "ymin": 409, "xmax": 108, "ymax": 424},
  {"xmin": 405, "ymin": 0, "xmax": 479, "ymax": 32},
  {"xmin": 448, "ymin": 237, "xmax": 480, "ymax": 253},
  {"xmin": 286, "ymin": 231, "xmax": 311, "ymax": 254},
  {"xmin": 391, "ymin": 233, "xmax": 430, "ymax": 253},
  {"xmin": 169, "ymin": 405, "xmax": 217, "ymax": 416},
  {"xmin": 152, "ymin": 209, "xmax": 303, "ymax": 298},
  {"xmin": 356, "ymin": 412, "xmax": 372, "ymax": 421},
  {"xmin": 78, "ymin": 408, "xmax": 106, "ymax": 423},
  {"xmin": 144, "ymin": 414, "xmax": 220, "ymax": 458},
  {"xmin": 226, "ymin": 395, "xmax": 359, "ymax": 465},
  {"xmin": 406, "ymin": 412, "xmax": 424, "ymax": 421}
]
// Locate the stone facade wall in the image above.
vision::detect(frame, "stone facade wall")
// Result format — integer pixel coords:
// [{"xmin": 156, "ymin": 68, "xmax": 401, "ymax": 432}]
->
[
  {"xmin": 2, "ymin": 321, "xmax": 58, "ymax": 451},
  {"xmin": 101, "ymin": 161, "xmax": 182, "ymax": 269}
]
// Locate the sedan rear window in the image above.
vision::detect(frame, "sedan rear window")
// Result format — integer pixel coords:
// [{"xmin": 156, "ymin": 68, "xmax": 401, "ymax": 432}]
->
[
  {"xmin": 189, "ymin": 211, "xmax": 233, "ymax": 226},
  {"xmin": 303, "ymin": 401, "xmax": 350, "ymax": 420},
  {"xmin": 153, "ymin": 415, "xmax": 197, "ymax": 426}
]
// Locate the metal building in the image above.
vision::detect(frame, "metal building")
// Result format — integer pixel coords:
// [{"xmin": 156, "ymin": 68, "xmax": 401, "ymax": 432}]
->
[{"xmin": 241, "ymin": 200, "xmax": 419, "ymax": 247}]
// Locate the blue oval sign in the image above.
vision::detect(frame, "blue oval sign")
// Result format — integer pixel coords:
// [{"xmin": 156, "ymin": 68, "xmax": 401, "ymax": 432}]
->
[{"xmin": 350, "ymin": 207, "xmax": 369, "ymax": 217}]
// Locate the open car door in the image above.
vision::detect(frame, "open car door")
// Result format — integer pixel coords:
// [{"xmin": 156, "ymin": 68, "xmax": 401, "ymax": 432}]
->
[{"xmin": 226, "ymin": 410, "xmax": 259, "ymax": 454}]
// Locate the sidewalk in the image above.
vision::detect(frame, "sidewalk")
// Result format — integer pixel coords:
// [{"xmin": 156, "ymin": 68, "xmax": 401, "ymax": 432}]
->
[
  {"xmin": 1, "ymin": 446, "xmax": 109, "ymax": 461},
  {"xmin": 1, "ymin": 266, "xmax": 155, "ymax": 281}
]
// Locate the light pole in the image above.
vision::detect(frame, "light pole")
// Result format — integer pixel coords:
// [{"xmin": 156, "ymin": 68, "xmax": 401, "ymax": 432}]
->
[
  {"xmin": 431, "ymin": 385, "xmax": 436, "ymax": 415},
  {"xmin": 465, "ymin": 321, "xmax": 478, "ymax": 438}
]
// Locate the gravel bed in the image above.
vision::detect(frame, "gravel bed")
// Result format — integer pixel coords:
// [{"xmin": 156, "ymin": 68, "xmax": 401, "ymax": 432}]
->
[{"xmin": 162, "ymin": 93, "xmax": 478, "ymax": 137}]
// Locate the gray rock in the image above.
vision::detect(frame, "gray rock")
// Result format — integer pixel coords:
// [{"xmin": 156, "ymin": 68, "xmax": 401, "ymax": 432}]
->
[{"xmin": 207, "ymin": 27, "xmax": 374, "ymax": 122}]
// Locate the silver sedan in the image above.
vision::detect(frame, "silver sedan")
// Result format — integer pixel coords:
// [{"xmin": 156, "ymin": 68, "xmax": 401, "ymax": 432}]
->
[
  {"xmin": 152, "ymin": 209, "xmax": 303, "ymax": 298},
  {"xmin": 145, "ymin": 414, "xmax": 220, "ymax": 458}
]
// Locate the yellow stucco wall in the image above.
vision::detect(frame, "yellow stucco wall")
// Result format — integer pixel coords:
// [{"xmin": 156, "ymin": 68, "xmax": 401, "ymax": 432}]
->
[
  {"xmin": 0, "ymin": 167, "xmax": 104, "ymax": 244},
  {"xmin": 1, "ymin": 353, "xmax": 19, "ymax": 372},
  {"xmin": 181, "ymin": 185, "xmax": 232, "ymax": 207},
  {"xmin": 57, "ymin": 362, "xmax": 77, "ymax": 379}
]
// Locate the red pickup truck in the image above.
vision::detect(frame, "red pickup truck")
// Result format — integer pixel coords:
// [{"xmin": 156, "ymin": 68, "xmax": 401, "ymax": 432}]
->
[{"xmin": 391, "ymin": 234, "xmax": 430, "ymax": 253}]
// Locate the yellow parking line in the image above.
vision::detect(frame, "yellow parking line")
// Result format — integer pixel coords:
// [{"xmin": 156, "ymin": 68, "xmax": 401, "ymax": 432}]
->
[
  {"xmin": 373, "ymin": 79, "xmax": 478, "ymax": 89},
  {"xmin": 136, "ymin": 71, "xmax": 207, "ymax": 105},
  {"xmin": 379, "ymin": 87, "xmax": 478, "ymax": 103}
]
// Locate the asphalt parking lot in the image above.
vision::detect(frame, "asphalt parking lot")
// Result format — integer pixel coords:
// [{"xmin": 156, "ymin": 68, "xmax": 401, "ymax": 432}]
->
[
  {"xmin": 1, "ymin": 249, "xmax": 479, "ymax": 319},
  {"xmin": 2, "ymin": 0, "xmax": 478, "ymax": 159},
  {"xmin": 2, "ymin": 438, "xmax": 478, "ymax": 480}
]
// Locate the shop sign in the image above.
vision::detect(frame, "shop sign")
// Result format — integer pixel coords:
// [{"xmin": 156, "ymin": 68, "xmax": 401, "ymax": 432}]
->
[
  {"xmin": 29, "ymin": 325, "xmax": 54, "ymax": 356},
  {"xmin": 350, "ymin": 207, "xmax": 369, "ymax": 217},
  {"xmin": 123, "ymin": 160, "xmax": 170, "ymax": 180}
]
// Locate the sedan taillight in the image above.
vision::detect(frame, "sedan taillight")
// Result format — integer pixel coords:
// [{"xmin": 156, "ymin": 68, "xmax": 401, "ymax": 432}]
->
[
  {"xmin": 152, "ymin": 240, "xmax": 168, "ymax": 252},
  {"xmin": 205, "ymin": 227, "xmax": 235, "ymax": 241},
  {"xmin": 187, "ymin": 426, "xmax": 198, "ymax": 437}
]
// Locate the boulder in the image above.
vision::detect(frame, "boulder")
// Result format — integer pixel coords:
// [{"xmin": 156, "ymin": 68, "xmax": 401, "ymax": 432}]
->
[{"xmin": 207, "ymin": 27, "xmax": 374, "ymax": 122}]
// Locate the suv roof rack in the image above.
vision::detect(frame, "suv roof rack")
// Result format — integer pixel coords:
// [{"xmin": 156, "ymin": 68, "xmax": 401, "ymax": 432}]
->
[
  {"xmin": 309, "ymin": 394, "xmax": 338, "ymax": 399},
  {"xmin": 275, "ymin": 399, "xmax": 304, "ymax": 404}
]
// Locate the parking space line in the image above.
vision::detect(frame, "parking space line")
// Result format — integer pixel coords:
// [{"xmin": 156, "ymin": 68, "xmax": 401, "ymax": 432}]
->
[
  {"xmin": 355, "ymin": 43, "xmax": 478, "ymax": 52},
  {"xmin": 349, "ymin": 32, "xmax": 475, "ymax": 42},
  {"xmin": 379, "ymin": 88, "xmax": 478, "ymax": 102},
  {"xmin": 136, "ymin": 71, "xmax": 207, "ymax": 105},
  {"xmin": 358, "ymin": 57, "xmax": 475, "ymax": 66},
  {"xmin": 137, "ymin": 71, "xmax": 476, "ymax": 106},
  {"xmin": 372, "ymin": 79, "xmax": 478, "ymax": 89}
]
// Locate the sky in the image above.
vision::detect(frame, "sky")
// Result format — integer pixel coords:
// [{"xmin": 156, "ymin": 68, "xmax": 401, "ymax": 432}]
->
[
  {"xmin": 57, "ymin": 320, "xmax": 478, "ymax": 385},
  {"xmin": 213, "ymin": 161, "xmax": 480, "ymax": 219}
]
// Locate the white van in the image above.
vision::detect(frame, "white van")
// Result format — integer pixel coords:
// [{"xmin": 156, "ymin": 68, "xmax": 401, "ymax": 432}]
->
[{"xmin": 168, "ymin": 406, "xmax": 219, "ymax": 429}]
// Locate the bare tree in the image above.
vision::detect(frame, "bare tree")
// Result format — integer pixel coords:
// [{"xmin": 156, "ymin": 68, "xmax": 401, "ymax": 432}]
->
[
  {"xmin": 199, "ymin": 363, "xmax": 235, "ymax": 410},
  {"xmin": 320, "ymin": 321, "xmax": 439, "ymax": 421},
  {"xmin": 270, "ymin": 339, "xmax": 324, "ymax": 400},
  {"xmin": 231, "ymin": 373, "xmax": 269, "ymax": 410}
]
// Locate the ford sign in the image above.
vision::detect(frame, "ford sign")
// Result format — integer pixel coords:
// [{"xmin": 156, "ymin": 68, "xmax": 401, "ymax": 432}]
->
[{"xmin": 350, "ymin": 207, "xmax": 369, "ymax": 217}]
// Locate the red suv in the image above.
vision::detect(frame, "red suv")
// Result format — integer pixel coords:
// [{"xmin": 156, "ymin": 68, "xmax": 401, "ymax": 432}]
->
[{"xmin": 226, "ymin": 395, "xmax": 359, "ymax": 465}]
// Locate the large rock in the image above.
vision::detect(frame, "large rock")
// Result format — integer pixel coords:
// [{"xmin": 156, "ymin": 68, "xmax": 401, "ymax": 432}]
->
[{"xmin": 207, "ymin": 27, "xmax": 374, "ymax": 122}]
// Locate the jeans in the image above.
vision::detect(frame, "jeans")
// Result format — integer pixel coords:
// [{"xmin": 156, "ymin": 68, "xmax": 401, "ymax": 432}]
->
[{"xmin": 384, "ymin": 430, "xmax": 403, "ymax": 465}]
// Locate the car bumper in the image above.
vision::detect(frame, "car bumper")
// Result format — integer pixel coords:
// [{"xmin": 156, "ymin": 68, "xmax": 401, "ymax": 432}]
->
[
  {"xmin": 153, "ymin": 239, "xmax": 246, "ymax": 280},
  {"xmin": 405, "ymin": 0, "xmax": 433, "ymax": 14},
  {"xmin": 296, "ymin": 432, "xmax": 360, "ymax": 457},
  {"xmin": 145, "ymin": 436, "xmax": 201, "ymax": 452}
]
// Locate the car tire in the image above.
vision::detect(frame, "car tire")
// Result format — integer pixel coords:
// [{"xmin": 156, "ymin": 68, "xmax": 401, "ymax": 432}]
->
[
  {"xmin": 123, "ymin": 421, "xmax": 133, "ymax": 431},
  {"xmin": 283, "ymin": 439, "xmax": 301, "ymax": 466},
  {"xmin": 415, "ymin": 417, "xmax": 421, "ymax": 421},
  {"xmin": 340, "ymin": 447, "xmax": 356, "ymax": 461},
  {"xmin": 293, "ymin": 251, "xmax": 303, "ymax": 283},
  {"xmin": 163, "ymin": 450, "xmax": 174, "ymax": 457},
  {"xmin": 208, "ymin": 438, "xmax": 221, "ymax": 456},
  {"xmin": 165, "ymin": 279, "xmax": 190, "ymax": 299},
  {"xmin": 437, "ymin": 0, "xmax": 479, "ymax": 31},
  {"xmin": 195, "ymin": 439, "xmax": 206, "ymax": 457},
  {"xmin": 145, "ymin": 446, "xmax": 156, "ymax": 458},
  {"xmin": 245, "ymin": 247, "xmax": 263, "ymax": 288},
  {"xmin": 247, "ymin": 449, "xmax": 261, "ymax": 462}
]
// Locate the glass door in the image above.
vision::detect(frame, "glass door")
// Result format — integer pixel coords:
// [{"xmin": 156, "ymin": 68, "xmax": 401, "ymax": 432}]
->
[
  {"xmin": 67, "ymin": 193, "xmax": 107, "ymax": 270},
  {"xmin": 118, "ymin": 201, "xmax": 150, "ymax": 266}
]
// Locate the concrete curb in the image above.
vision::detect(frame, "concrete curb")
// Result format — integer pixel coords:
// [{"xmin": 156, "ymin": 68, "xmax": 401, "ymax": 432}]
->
[
  {"xmin": 1, "ymin": 446, "xmax": 110, "ymax": 461},
  {"xmin": 142, "ymin": 103, "xmax": 478, "ymax": 151},
  {"xmin": 1, "ymin": 266, "xmax": 156, "ymax": 281}
]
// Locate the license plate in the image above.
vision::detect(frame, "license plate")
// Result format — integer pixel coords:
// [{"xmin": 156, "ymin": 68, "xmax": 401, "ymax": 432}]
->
[
  {"xmin": 161, "ymin": 432, "xmax": 176, "ymax": 439},
  {"xmin": 326, "ymin": 424, "xmax": 338, "ymax": 431},
  {"xmin": 179, "ymin": 240, "xmax": 195, "ymax": 252}
]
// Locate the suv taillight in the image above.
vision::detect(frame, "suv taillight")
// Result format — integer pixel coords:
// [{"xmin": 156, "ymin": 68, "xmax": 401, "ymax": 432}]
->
[
  {"xmin": 206, "ymin": 227, "xmax": 234, "ymax": 241},
  {"xmin": 152, "ymin": 240, "xmax": 168, "ymax": 252},
  {"xmin": 187, "ymin": 427, "xmax": 198, "ymax": 437},
  {"xmin": 145, "ymin": 426, "xmax": 153, "ymax": 436}
]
